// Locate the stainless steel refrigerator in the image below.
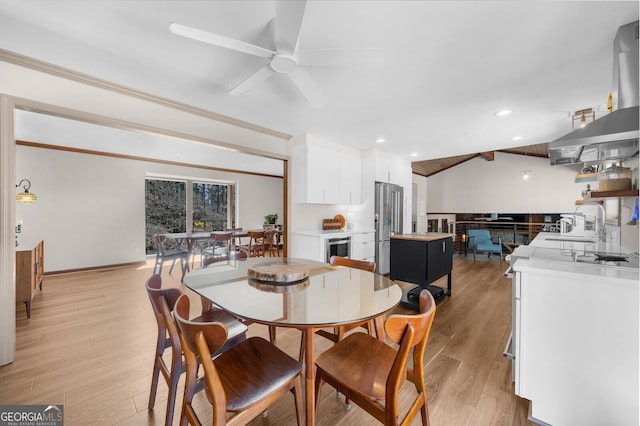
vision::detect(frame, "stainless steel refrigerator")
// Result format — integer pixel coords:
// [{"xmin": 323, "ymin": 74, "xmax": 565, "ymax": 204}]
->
[{"xmin": 374, "ymin": 182, "xmax": 403, "ymax": 275}]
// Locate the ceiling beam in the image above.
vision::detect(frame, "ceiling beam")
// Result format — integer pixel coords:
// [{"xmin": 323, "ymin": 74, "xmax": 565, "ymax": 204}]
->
[{"xmin": 480, "ymin": 151, "xmax": 495, "ymax": 161}]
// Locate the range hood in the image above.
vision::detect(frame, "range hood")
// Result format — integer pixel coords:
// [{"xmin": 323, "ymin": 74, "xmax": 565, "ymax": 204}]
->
[{"xmin": 549, "ymin": 21, "xmax": 639, "ymax": 166}]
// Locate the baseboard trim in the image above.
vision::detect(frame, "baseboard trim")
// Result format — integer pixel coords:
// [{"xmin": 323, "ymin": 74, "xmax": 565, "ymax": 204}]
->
[{"xmin": 44, "ymin": 261, "xmax": 147, "ymax": 276}]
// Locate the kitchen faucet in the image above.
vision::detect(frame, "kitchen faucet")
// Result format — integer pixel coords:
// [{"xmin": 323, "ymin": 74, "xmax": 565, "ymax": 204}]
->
[{"xmin": 574, "ymin": 202, "xmax": 606, "ymax": 243}]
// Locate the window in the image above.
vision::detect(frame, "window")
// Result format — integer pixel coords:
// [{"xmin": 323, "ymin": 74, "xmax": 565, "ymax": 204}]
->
[
  {"xmin": 145, "ymin": 177, "xmax": 236, "ymax": 254},
  {"xmin": 192, "ymin": 181, "xmax": 233, "ymax": 231}
]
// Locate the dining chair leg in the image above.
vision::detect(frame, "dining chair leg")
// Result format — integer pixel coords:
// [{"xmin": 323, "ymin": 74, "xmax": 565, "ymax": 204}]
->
[
  {"xmin": 298, "ymin": 332, "xmax": 305, "ymax": 362},
  {"xmin": 147, "ymin": 342, "xmax": 164, "ymax": 410},
  {"xmin": 291, "ymin": 375, "xmax": 304, "ymax": 426}
]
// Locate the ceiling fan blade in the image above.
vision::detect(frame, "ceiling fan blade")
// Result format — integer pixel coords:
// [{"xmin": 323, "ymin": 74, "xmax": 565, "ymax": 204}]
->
[
  {"xmin": 297, "ymin": 48, "xmax": 385, "ymax": 67},
  {"xmin": 288, "ymin": 68, "xmax": 326, "ymax": 108},
  {"xmin": 170, "ymin": 22, "xmax": 274, "ymax": 59},
  {"xmin": 229, "ymin": 65, "xmax": 275, "ymax": 95},
  {"xmin": 274, "ymin": 0, "xmax": 307, "ymax": 52}
]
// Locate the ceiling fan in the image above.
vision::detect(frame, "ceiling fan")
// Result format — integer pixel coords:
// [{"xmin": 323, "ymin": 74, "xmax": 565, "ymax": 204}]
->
[{"xmin": 170, "ymin": 1, "xmax": 381, "ymax": 108}]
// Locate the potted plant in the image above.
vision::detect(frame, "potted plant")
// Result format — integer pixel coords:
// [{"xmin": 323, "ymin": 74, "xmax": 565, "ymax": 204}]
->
[{"xmin": 264, "ymin": 213, "xmax": 278, "ymax": 225}]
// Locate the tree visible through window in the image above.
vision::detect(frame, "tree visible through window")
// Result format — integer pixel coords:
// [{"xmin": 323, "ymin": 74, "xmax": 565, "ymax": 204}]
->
[
  {"xmin": 145, "ymin": 178, "xmax": 234, "ymax": 255},
  {"xmin": 192, "ymin": 182, "xmax": 229, "ymax": 231}
]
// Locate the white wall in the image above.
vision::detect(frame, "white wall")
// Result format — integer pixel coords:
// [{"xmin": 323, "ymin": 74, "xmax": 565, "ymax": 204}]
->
[
  {"xmin": 16, "ymin": 145, "xmax": 283, "ymax": 272},
  {"xmin": 412, "ymin": 174, "xmax": 427, "ymax": 233},
  {"xmin": 426, "ymin": 152, "xmax": 583, "ymax": 213},
  {"xmin": 0, "ymin": 55, "xmax": 291, "ymax": 365}
]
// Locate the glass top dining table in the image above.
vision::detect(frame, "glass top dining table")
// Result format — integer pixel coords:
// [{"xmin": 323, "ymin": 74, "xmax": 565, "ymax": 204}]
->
[{"xmin": 183, "ymin": 256, "xmax": 402, "ymax": 426}]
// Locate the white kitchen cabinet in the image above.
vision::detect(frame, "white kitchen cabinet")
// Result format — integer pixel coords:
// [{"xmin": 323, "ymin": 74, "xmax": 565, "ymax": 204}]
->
[
  {"xmin": 351, "ymin": 231, "xmax": 375, "ymax": 261},
  {"xmin": 371, "ymin": 154, "xmax": 410, "ymax": 186},
  {"xmin": 291, "ymin": 233, "xmax": 325, "ymax": 262},
  {"xmin": 339, "ymin": 150, "xmax": 361, "ymax": 205},
  {"xmin": 292, "ymin": 137, "xmax": 340, "ymax": 204},
  {"xmin": 512, "ymin": 255, "xmax": 638, "ymax": 426}
]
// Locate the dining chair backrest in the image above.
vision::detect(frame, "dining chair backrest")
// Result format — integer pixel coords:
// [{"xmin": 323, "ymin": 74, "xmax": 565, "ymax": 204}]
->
[
  {"xmin": 200, "ymin": 251, "xmax": 248, "ymax": 314},
  {"xmin": 383, "ymin": 289, "xmax": 436, "ymax": 399},
  {"xmin": 211, "ymin": 232, "xmax": 232, "ymax": 244},
  {"xmin": 145, "ymin": 274, "xmax": 185, "ymax": 426},
  {"xmin": 240, "ymin": 230, "xmax": 265, "ymax": 257},
  {"xmin": 152, "ymin": 234, "xmax": 188, "ymax": 280},
  {"xmin": 173, "ymin": 294, "xmax": 304, "ymax": 426},
  {"xmin": 314, "ymin": 288, "xmax": 436, "ymax": 426},
  {"xmin": 174, "ymin": 294, "xmax": 229, "ymax": 359},
  {"xmin": 305, "ymin": 255, "xmax": 377, "ymax": 359},
  {"xmin": 329, "ymin": 255, "xmax": 376, "ymax": 272},
  {"xmin": 202, "ymin": 232, "xmax": 233, "ymax": 263},
  {"xmin": 201, "ymin": 250, "xmax": 248, "ymax": 267},
  {"xmin": 265, "ymin": 229, "xmax": 281, "ymax": 257}
]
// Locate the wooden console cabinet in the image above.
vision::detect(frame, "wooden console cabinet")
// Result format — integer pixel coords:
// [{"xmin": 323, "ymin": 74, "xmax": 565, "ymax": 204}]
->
[{"xmin": 16, "ymin": 240, "xmax": 44, "ymax": 318}]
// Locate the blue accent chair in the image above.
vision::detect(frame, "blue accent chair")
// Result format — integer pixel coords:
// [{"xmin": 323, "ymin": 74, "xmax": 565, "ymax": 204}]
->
[{"xmin": 467, "ymin": 229, "xmax": 503, "ymax": 262}]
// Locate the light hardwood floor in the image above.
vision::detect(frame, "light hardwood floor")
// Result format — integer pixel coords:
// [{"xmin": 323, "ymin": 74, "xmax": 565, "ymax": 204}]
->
[{"xmin": 0, "ymin": 255, "xmax": 534, "ymax": 425}]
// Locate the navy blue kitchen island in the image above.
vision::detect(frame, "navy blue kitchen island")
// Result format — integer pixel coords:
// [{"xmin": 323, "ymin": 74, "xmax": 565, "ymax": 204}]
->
[{"xmin": 390, "ymin": 233, "xmax": 454, "ymax": 310}]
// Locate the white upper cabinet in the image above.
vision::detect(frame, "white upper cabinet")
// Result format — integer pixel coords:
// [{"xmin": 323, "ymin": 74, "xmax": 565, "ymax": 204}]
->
[
  {"xmin": 293, "ymin": 134, "xmax": 362, "ymax": 205},
  {"xmin": 364, "ymin": 149, "xmax": 411, "ymax": 187},
  {"xmin": 339, "ymin": 150, "xmax": 362, "ymax": 205}
]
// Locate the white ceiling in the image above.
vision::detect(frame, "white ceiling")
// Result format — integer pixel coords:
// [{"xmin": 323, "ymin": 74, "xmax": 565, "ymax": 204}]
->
[{"xmin": 0, "ymin": 1, "xmax": 638, "ymax": 162}]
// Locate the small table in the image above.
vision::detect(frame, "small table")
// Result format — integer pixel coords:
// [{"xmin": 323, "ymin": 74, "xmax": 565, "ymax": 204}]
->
[{"xmin": 183, "ymin": 257, "xmax": 402, "ymax": 426}]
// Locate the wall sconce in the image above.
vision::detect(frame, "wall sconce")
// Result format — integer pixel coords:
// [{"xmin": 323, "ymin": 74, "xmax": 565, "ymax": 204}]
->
[
  {"xmin": 572, "ymin": 108, "xmax": 595, "ymax": 129},
  {"xmin": 16, "ymin": 179, "xmax": 37, "ymax": 204},
  {"xmin": 521, "ymin": 170, "xmax": 532, "ymax": 181}
]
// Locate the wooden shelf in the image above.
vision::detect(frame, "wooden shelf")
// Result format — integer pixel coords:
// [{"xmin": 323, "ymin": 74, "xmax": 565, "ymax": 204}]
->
[
  {"xmin": 585, "ymin": 189, "xmax": 639, "ymax": 199},
  {"xmin": 575, "ymin": 199, "xmax": 603, "ymax": 205},
  {"xmin": 575, "ymin": 173, "xmax": 597, "ymax": 183}
]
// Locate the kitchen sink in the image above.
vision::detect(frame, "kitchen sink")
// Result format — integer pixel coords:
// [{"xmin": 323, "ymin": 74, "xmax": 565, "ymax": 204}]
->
[{"xmin": 544, "ymin": 236, "xmax": 595, "ymax": 243}]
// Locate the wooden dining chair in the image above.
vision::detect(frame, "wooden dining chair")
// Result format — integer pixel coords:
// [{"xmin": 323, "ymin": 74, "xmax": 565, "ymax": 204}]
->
[
  {"xmin": 314, "ymin": 289, "xmax": 436, "ymax": 426},
  {"xmin": 153, "ymin": 234, "xmax": 189, "ymax": 281},
  {"xmin": 145, "ymin": 275, "xmax": 247, "ymax": 426},
  {"xmin": 173, "ymin": 294, "xmax": 304, "ymax": 426},
  {"xmin": 199, "ymin": 251, "xmax": 248, "ymax": 313},
  {"xmin": 238, "ymin": 230, "xmax": 265, "ymax": 257},
  {"xmin": 225, "ymin": 227, "xmax": 244, "ymax": 251},
  {"xmin": 201, "ymin": 232, "xmax": 232, "ymax": 265},
  {"xmin": 264, "ymin": 229, "xmax": 281, "ymax": 257},
  {"xmin": 298, "ymin": 256, "xmax": 377, "ymax": 361},
  {"xmin": 199, "ymin": 251, "xmax": 278, "ymax": 345}
]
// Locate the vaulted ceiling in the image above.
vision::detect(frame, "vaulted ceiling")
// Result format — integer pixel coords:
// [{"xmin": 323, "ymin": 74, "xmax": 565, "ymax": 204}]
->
[
  {"xmin": 412, "ymin": 143, "xmax": 550, "ymax": 177},
  {"xmin": 0, "ymin": 1, "xmax": 637, "ymax": 163}
]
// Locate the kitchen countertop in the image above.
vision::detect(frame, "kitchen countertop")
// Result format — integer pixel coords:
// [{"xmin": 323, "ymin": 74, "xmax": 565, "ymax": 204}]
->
[
  {"xmin": 292, "ymin": 229, "xmax": 374, "ymax": 237},
  {"xmin": 390, "ymin": 232, "xmax": 454, "ymax": 241},
  {"xmin": 511, "ymin": 232, "xmax": 639, "ymax": 282}
]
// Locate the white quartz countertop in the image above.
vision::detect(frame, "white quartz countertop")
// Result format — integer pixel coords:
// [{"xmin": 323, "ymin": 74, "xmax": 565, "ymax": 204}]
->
[
  {"xmin": 511, "ymin": 232, "xmax": 639, "ymax": 283},
  {"xmin": 293, "ymin": 229, "xmax": 374, "ymax": 237}
]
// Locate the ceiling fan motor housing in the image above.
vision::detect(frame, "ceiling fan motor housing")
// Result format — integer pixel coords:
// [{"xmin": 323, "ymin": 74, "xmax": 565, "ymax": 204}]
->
[{"xmin": 270, "ymin": 53, "xmax": 298, "ymax": 73}]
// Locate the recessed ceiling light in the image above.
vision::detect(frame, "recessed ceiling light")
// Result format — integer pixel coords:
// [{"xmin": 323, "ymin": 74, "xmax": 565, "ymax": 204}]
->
[
  {"xmin": 410, "ymin": 153, "xmax": 418, "ymax": 157},
  {"xmin": 375, "ymin": 138, "xmax": 386, "ymax": 144},
  {"xmin": 511, "ymin": 135, "xmax": 524, "ymax": 141},
  {"xmin": 495, "ymin": 109, "xmax": 513, "ymax": 117}
]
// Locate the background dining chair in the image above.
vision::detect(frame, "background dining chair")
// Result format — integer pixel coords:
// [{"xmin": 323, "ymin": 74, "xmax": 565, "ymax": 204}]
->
[
  {"xmin": 314, "ymin": 289, "xmax": 436, "ymax": 426},
  {"xmin": 298, "ymin": 256, "xmax": 377, "ymax": 361},
  {"xmin": 225, "ymin": 227, "xmax": 244, "ymax": 251},
  {"xmin": 199, "ymin": 251, "xmax": 277, "ymax": 344},
  {"xmin": 145, "ymin": 274, "xmax": 247, "ymax": 426},
  {"xmin": 153, "ymin": 235, "xmax": 189, "ymax": 281},
  {"xmin": 201, "ymin": 232, "xmax": 232, "ymax": 265},
  {"xmin": 238, "ymin": 230, "xmax": 265, "ymax": 257},
  {"xmin": 265, "ymin": 229, "xmax": 282, "ymax": 257},
  {"xmin": 173, "ymin": 294, "xmax": 304, "ymax": 426}
]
